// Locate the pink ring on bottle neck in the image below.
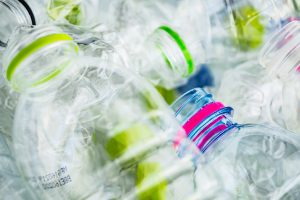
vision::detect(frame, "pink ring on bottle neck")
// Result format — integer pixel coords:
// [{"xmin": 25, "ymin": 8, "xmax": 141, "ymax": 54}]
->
[{"xmin": 183, "ymin": 102, "xmax": 225, "ymax": 136}]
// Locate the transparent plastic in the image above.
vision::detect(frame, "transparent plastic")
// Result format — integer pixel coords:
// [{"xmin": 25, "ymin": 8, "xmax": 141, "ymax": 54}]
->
[
  {"xmin": 6, "ymin": 27, "xmax": 200, "ymax": 199},
  {"xmin": 0, "ymin": 131, "xmax": 37, "ymax": 200},
  {"xmin": 172, "ymin": 88, "xmax": 300, "ymax": 199},
  {"xmin": 2, "ymin": 25, "xmax": 79, "ymax": 94},
  {"xmin": 95, "ymin": 0, "xmax": 210, "ymax": 89},
  {"xmin": 0, "ymin": 83, "xmax": 18, "ymax": 138},
  {"xmin": 0, "ymin": 82, "xmax": 38, "ymax": 199},
  {"xmin": 217, "ymin": 21, "xmax": 300, "ymax": 133},
  {"xmin": 44, "ymin": 0, "xmax": 210, "ymax": 89},
  {"xmin": 0, "ymin": 0, "xmax": 33, "ymax": 47},
  {"xmin": 207, "ymin": 0, "xmax": 300, "ymax": 71}
]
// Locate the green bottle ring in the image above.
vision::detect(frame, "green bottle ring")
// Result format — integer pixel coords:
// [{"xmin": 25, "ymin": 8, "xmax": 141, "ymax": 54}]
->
[
  {"xmin": 6, "ymin": 33, "xmax": 79, "ymax": 83},
  {"xmin": 157, "ymin": 26, "xmax": 194, "ymax": 77}
]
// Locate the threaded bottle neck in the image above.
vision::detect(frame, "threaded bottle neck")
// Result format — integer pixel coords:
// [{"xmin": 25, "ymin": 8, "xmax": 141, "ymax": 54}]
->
[
  {"xmin": 171, "ymin": 88, "xmax": 236, "ymax": 153},
  {"xmin": 260, "ymin": 21, "xmax": 300, "ymax": 79},
  {"xmin": 0, "ymin": 0, "xmax": 34, "ymax": 46}
]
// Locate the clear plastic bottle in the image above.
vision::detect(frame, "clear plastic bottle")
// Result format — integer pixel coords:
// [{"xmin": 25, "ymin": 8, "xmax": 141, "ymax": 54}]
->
[
  {"xmin": 171, "ymin": 88, "xmax": 300, "ymax": 199},
  {"xmin": 3, "ymin": 25, "xmax": 200, "ymax": 199},
  {"xmin": 0, "ymin": 0, "xmax": 48, "ymax": 47},
  {"xmin": 206, "ymin": 0, "xmax": 300, "ymax": 78},
  {"xmin": 95, "ymin": 0, "xmax": 211, "ymax": 89},
  {"xmin": 48, "ymin": 0, "xmax": 211, "ymax": 89},
  {"xmin": 217, "ymin": 21, "xmax": 300, "ymax": 133}
]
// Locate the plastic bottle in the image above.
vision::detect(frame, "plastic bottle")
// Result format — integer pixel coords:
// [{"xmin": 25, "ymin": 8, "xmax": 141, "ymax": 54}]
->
[
  {"xmin": 206, "ymin": 0, "xmax": 300, "ymax": 81},
  {"xmin": 171, "ymin": 88, "xmax": 300, "ymax": 199},
  {"xmin": 217, "ymin": 21, "xmax": 300, "ymax": 133},
  {"xmin": 3, "ymin": 25, "xmax": 200, "ymax": 200},
  {"xmin": 96, "ymin": 0, "xmax": 211, "ymax": 89},
  {"xmin": 48, "ymin": 0, "xmax": 212, "ymax": 90},
  {"xmin": 0, "ymin": 0, "xmax": 48, "ymax": 47}
]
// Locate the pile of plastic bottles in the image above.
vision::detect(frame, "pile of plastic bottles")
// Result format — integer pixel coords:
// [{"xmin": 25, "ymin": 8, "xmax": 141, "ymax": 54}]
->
[{"xmin": 2, "ymin": 0, "xmax": 300, "ymax": 199}]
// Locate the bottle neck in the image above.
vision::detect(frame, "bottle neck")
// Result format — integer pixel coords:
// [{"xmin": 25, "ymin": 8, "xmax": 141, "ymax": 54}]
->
[
  {"xmin": 0, "ymin": 0, "xmax": 34, "ymax": 46},
  {"xmin": 260, "ymin": 21, "xmax": 300, "ymax": 80},
  {"xmin": 171, "ymin": 88, "xmax": 236, "ymax": 153},
  {"xmin": 151, "ymin": 26, "xmax": 195, "ymax": 78},
  {"xmin": 137, "ymin": 25, "xmax": 200, "ymax": 89}
]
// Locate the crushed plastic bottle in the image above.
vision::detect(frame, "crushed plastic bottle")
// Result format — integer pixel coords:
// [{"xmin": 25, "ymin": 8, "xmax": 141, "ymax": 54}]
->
[
  {"xmin": 206, "ymin": 0, "xmax": 300, "ymax": 82},
  {"xmin": 217, "ymin": 21, "xmax": 300, "ymax": 133},
  {"xmin": 3, "ymin": 25, "xmax": 201, "ymax": 200},
  {"xmin": 171, "ymin": 88, "xmax": 300, "ymax": 199},
  {"xmin": 97, "ymin": 0, "xmax": 211, "ymax": 89}
]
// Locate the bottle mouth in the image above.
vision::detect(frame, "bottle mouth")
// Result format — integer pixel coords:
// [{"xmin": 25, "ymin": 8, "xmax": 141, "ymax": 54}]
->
[
  {"xmin": 153, "ymin": 26, "xmax": 195, "ymax": 77},
  {"xmin": 17, "ymin": 0, "xmax": 36, "ymax": 25},
  {"xmin": 3, "ymin": 26, "xmax": 79, "ymax": 92},
  {"xmin": 0, "ymin": 0, "xmax": 35, "ymax": 46},
  {"xmin": 259, "ymin": 21, "xmax": 300, "ymax": 78}
]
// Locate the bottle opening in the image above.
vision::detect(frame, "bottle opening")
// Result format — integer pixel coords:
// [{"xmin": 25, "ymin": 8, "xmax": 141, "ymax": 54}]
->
[
  {"xmin": 153, "ymin": 26, "xmax": 195, "ymax": 77},
  {"xmin": 3, "ymin": 26, "xmax": 79, "ymax": 93},
  {"xmin": 0, "ymin": 0, "xmax": 33, "ymax": 46},
  {"xmin": 18, "ymin": 0, "xmax": 36, "ymax": 25},
  {"xmin": 260, "ymin": 21, "xmax": 300, "ymax": 78}
]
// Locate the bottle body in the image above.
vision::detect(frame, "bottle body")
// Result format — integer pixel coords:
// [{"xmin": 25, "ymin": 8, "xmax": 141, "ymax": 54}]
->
[
  {"xmin": 195, "ymin": 124, "xmax": 300, "ymax": 199},
  {"xmin": 0, "ymin": 0, "xmax": 33, "ymax": 46},
  {"xmin": 0, "ymin": 83, "xmax": 37, "ymax": 199}
]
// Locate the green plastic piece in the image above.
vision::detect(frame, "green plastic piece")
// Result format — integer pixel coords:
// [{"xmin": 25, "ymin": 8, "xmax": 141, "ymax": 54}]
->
[
  {"xmin": 155, "ymin": 86, "xmax": 178, "ymax": 105},
  {"xmin": 142, "ymin": 91, "xmax": 160, "ymax": 111},
  {"xmin": 136, "ymin": 162, "xmax": 167, "ymax": 200},
  {"xmin": 156, "ymin": 26, "xmax": 194, "ymax": 77},
  {"xmin": 6, "ymin": 33, "xmax": 78, "ymax": 82},
  {"xmin": 47, "ymin": 0, "xmax": 83, "ymax": 25},
  {"xmin": 231, "ymin": 5, "xmax": 265, "ymax": 51},
  {"xmin": 65, "ymin": 4, "xmax": 82, "ymax": 25},
  {"xmin": 105, "ymin": 123, "xmax": 154, "ymax": 160},
  {"xmin": 105, "ymin": 124, "xmax": 168, "ymax": 199},
  {"xmin": 292, "ymin": 0, "xmax": 300, "ymax": 12}
]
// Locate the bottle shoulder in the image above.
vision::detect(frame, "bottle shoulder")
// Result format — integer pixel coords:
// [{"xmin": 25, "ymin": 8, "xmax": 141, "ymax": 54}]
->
[
  {"xmin": 202, "ymin": 123, "xmax": 300, "ymax": 162},
  {"xmin": 195, "ymin": 123, "xmax": 300, "ymax": 199}
]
